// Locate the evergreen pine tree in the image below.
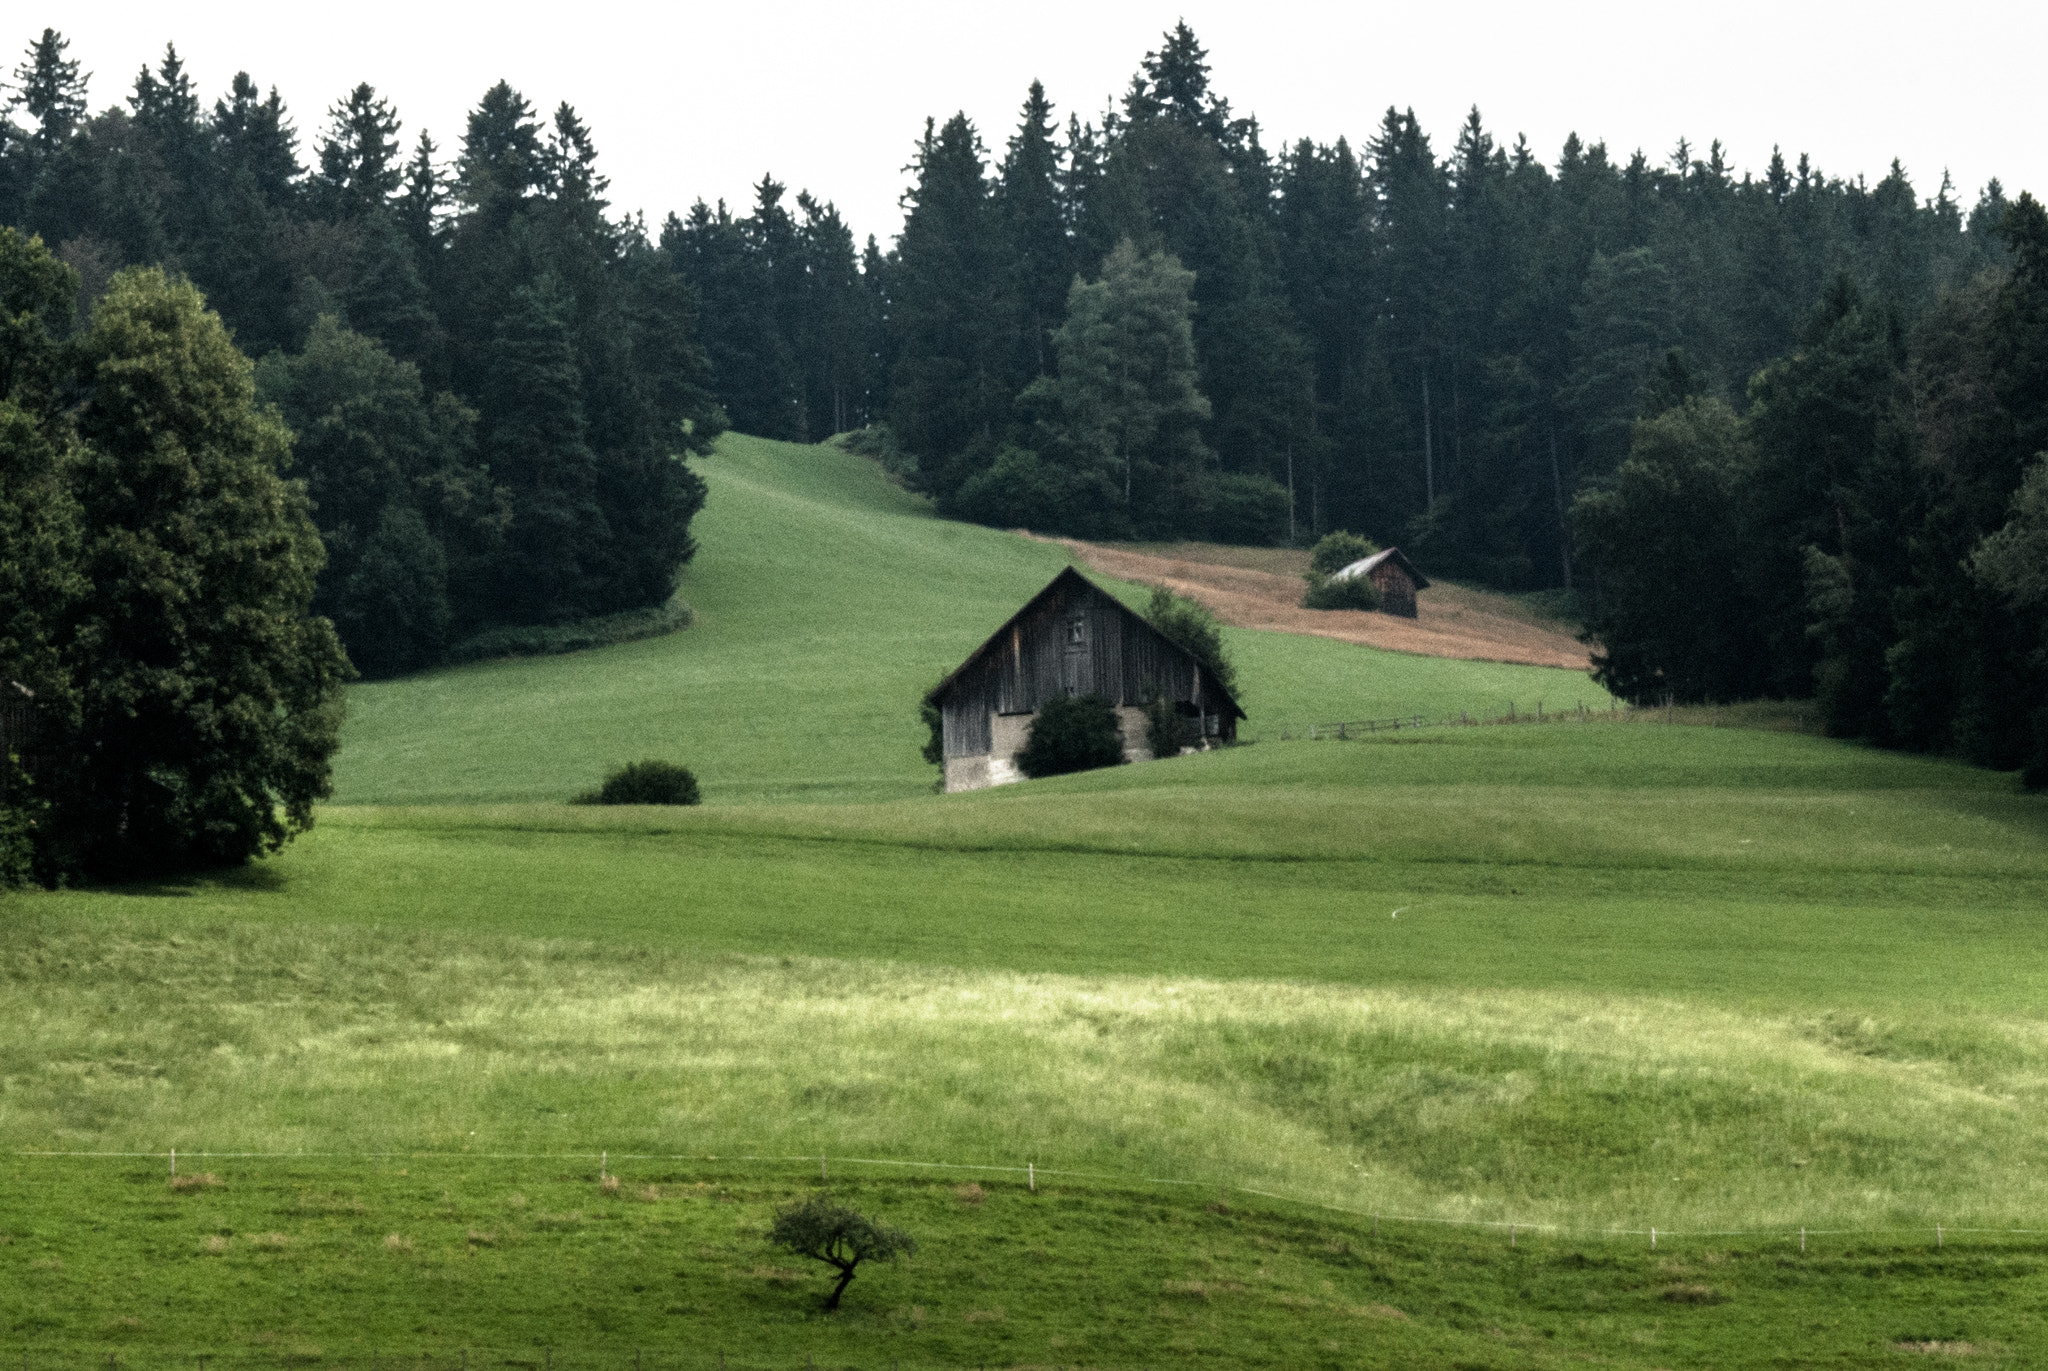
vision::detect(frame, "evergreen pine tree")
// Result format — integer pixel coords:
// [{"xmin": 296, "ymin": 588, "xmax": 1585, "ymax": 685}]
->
[
  {"xmin": 887, "ymin": 113, "xmax": 1014, "ymax": 496},
  {"xmin": 481, "ymin": 274, "xmax": 606, "ymax": 624},
  {"xmin": 12, "ymin": 29, "xmax": 87, "ymax": 162},
  {"xmin": 998, "ymin": 80, "xmax": 1070, "ymax": 385},
  {"xmin": 315, "ymin": 83, "xmax": 404, "ymax": 218}
]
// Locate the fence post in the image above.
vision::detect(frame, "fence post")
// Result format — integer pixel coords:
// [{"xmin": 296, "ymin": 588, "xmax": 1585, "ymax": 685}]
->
[
  {"xmin": 1650, "ymin": 1227, "xmax": 1656, "ymax": 1250},
  {"xmin": 1028, "ymin": 1163, "xmax": 1035, "ymax": 1192},
  {"xmin": 1800, "ymin": 1226, "xmax": 1806, "ymax": 1254},
  {"xmin": 170, "ymin": 1148, "xmax": 175, "ymax": 1177}
]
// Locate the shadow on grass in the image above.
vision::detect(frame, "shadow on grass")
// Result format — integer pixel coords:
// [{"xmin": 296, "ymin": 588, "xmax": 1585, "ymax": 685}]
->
[{"xmin": 68, "ymin": 859, "xmax": 292, "ymax": 900}]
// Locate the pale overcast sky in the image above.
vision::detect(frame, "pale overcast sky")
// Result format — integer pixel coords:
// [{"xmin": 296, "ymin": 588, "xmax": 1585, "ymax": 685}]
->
[{"xmin": 19, "ymin": 1, "xmax": 2044, "ymax": 244}]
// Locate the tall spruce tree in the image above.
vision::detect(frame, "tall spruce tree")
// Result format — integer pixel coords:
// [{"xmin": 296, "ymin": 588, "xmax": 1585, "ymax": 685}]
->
[
  {"xmin": 887, "ymin": 113, "xmax": 1013, "ymax": 498},
  {"xmin": 480, "ymin": 274, "xmax": 605, "ymax": 624},
  {"xmin": 998, "ymin": 80, "xmax": 1070, "ymax": 386}
]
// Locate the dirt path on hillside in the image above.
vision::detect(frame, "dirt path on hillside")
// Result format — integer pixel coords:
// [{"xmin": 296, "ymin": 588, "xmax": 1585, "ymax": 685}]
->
[{"xmin": 1037, "ymin": 536, "xmax": 1594, "ymax": 670}]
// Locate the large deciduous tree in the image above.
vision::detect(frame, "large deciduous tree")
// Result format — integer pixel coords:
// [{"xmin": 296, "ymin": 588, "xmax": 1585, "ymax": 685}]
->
[
  {"xmin": 55, "ymin": 267, "xmax": 349, "ymax": 874},
  {"xmin": 1022, "ymin": 238, "xmax": 1214, "ymax": 535},
  {"xmin": 1572, "ymin": 398, "xmax": 1766, "ymax": 703}
]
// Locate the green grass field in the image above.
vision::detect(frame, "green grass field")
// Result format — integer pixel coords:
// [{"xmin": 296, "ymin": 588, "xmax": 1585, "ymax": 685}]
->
[
  {"xmin": 331, "ymin": 436, "xmax": 1612, "ymax": 806},
  {"xmin": 6, "ymin": 436, "xmax": 2047, "ymax": 1367}
]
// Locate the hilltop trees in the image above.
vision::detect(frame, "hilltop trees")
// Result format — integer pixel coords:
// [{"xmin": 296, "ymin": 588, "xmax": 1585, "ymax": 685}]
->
[
  {"xmin": 965, "ymin": 239, "xmax": 1218, "ymax": 536},
  {"xmin": 254, "ymin": 316, "xmax": 489, "ymax": 675},
  {"xmin": 839, "ymin": 24, "xmax": 2002, "ymax": 570},
  {"xmin": 1566, "ymin": 196, "xmax": 2048, "ymax": 783},
  {"xmin": 0, "ymin": 37, "xmax": 721, "ymax": 677},
  {"xmin": 4, "ymin": 21, "xmax": 2042, "ymax": 784}
]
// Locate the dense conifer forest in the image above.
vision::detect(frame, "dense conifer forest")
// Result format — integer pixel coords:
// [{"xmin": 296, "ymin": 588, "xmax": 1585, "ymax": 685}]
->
[
  {"xmin": 0, "ymin": 29, "xmax": 724, "ymax": 679},
  {"xmin": 3, "ymin": 19, "xmax": 2045, "ymax": 806}
]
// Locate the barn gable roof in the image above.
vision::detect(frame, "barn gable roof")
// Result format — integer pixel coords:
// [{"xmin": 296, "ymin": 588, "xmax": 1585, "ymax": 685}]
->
[
  {"xmin": 1333, "ymin": 546, "xmax": 1430, "ymax": 589},
  {"xmin": 925, "ymin": 566, "xmax": 1245, "ymax": 720}
]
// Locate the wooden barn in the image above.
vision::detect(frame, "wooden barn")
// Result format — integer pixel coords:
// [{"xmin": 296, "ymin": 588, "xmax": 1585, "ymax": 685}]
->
[
  {"xmin": 926, "ymin": 567, "xmax": 1245, "ymax": 794},
  {"xmin": 1330, "ymin": 547, "xmax": 1430, "ymax": 617}
]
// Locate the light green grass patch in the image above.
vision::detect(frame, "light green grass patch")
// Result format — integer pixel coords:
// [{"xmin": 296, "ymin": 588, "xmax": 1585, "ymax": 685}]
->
[{"xmin": 7, "ymin": 914, "xmax": 2048, "ymax": 1235}]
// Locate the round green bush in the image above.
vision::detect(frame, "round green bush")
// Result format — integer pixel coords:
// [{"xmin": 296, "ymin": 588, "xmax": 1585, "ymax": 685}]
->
[
  {"xmin": 1143, "ymin": 695, "xmax": 1196, "ymax": 759},
  {"xmin": 1308, "ymin": 530, "xmax": 1380, "ymax": 577},
  {"xmin": 1017, "ymin": 693, "xmax": 1127, "ymax": 779},
  {"xmin": 574, "ymin": 759, "xmax": 700, "ymax": 805},
  {"xmin": 1302, "ymin": 573, "xmax": 1383, "ymax": 612}
]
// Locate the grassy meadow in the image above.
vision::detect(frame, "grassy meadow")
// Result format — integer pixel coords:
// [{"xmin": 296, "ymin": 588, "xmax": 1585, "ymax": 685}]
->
[
  {"xmin": 330, "ymin": 435, "xmax": 1612, "ymax": 806},
  {"xmin": 6, "ymin": 435, "xmax": 2048, "ymax": 1366}
]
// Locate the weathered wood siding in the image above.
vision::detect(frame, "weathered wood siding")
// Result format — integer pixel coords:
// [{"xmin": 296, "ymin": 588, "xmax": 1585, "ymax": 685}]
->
[
  {"xmin": 939, "ymin": 580, "xmax": 1210, "ymax": 758},
  {"xmin": 1370, "ymin": 564, "xmax": 1419, "ymax": 617}
]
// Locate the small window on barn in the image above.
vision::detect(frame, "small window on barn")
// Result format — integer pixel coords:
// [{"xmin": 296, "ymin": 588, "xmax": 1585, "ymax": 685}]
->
[{"xmin": 1067, "ymin": 617, "xmax": 1087, "ymax": 645}]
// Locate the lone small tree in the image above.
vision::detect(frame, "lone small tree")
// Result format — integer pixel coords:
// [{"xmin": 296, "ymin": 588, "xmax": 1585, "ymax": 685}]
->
[{"xmin": 768, "ymin": 1196, "xmax": 916, "ymax": 1311}]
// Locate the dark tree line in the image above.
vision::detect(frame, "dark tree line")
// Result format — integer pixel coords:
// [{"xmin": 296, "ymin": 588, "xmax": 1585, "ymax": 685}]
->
[
  {"xmin": 8, "ymin": 21, "xmax": 2041, "ymax": 788},
  {"xmin": 0, "ymin": 29, "xmax": 723, "ymax": 676},
  {"xmin": 690, "ymin": 22, "xmax": 2005, "ymax": 574},
  {"xmin": 1574, "ymin": 200, "xmax": 2048, "ymax": 784}
]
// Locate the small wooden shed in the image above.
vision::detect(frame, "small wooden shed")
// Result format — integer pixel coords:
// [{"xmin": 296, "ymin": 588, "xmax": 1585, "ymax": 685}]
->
[
  {"xmin": 1331, "ymin": 547, "xmax": 1430, "ymax": 618},
  {"xmin": 925, "ymin": 567, "xmax": 1245, "ymax": 794}
]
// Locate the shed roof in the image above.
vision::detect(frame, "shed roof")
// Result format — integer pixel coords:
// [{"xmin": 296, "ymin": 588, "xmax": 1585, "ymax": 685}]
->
[
  {"xmin": 925, "ymin": 566, "xmax": 1245, "ymax": 720},
  {"xmin": 1332, "ymin": 546, "xmax": 1430, "ymax": 589}
]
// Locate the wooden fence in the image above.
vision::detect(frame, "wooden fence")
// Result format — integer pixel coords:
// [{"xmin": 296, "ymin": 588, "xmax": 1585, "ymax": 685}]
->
[{"xmin": 1248, "ymin": 698, "xmax": 1652, "ymax": 743}]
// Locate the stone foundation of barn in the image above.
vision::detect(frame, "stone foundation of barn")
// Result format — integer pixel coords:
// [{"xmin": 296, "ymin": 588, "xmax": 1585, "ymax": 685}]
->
[{"xmin": 945, "ymin": 704, "xmax": 1196, "ymax": 794}]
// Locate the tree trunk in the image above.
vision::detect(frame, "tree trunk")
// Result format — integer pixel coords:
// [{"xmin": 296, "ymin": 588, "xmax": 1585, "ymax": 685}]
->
[
  {"xmin": 1285, "ymin": 438, "xmax": 1295, "ymax": 544},
  {"xmin": 824, "ymin": 1262, "xmax": 857, "ymax": 1310},
  {"xmin": 1549, "ymin": 427, "xmax": 1573, "ymax": 591},
  {"xmin": 1421, "ymin": 369, "xmax": 1435, "ymax": 511}
]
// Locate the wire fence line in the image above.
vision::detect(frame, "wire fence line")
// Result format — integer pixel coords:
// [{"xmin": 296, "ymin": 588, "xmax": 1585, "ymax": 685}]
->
[
  {"xmin": 1248, "ymin": 698, "xmax": 1653, "ymax": 743},
  {"xmin": 1, "ymin": 1352, "xmax": 1086, "ymax": 1371},
  {"xmin": 13, "ymin": 1147, "xmax": 2042, "ymax": 1251},
  {"xmin": 2, "ymin": 1352, "xmax": 1006, "ymax": 1371}
]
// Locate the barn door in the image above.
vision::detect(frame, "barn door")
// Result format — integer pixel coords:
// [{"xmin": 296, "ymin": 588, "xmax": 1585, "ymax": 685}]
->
[{"xmin": 1061, "ymin": 611, "xmax": 1092, "ymax": 696}]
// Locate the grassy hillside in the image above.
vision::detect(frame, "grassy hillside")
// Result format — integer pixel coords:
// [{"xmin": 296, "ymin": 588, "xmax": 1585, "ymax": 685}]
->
[
  {"xmin": 8, "ymin": 435, "xmax": 2046, "ymax": 1365},
  {"xmin": 332, "ymin": 435, "xmax": 1612, "ymax": 805},
  {"xmin": 8, "ymin": 719, "xmax": 2048, "ymax": 1362},
  {"xmin": 17, "ymin": 725, "xmax": 2046, "ymax": 1224}
]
